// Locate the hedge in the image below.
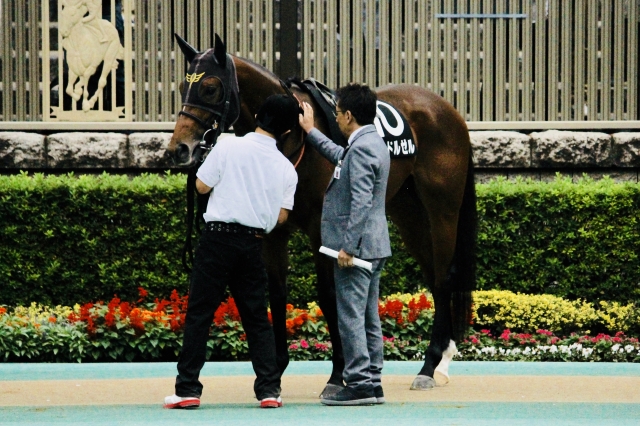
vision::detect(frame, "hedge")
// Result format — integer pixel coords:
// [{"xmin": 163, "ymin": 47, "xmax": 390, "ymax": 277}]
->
[{"xmin": 0, "ymin": 173, "xmax": 639, "ymax": 307}]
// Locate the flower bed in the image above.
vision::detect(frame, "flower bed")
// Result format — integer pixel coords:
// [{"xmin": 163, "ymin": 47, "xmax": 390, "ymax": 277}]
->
[{"xmin": 1, "ymin": 289, "xmax": 639, "ymax": 363}]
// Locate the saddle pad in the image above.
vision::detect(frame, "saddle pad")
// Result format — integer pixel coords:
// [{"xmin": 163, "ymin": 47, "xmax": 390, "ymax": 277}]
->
[{"xmin": 374, "ymin": 101, "xmax": 417, "ymax": 158}]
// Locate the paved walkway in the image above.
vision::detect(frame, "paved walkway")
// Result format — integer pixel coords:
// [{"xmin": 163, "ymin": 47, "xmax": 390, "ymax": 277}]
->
[{"xmin": 1, "ymin": 361, "xmax": 639, "ymax": 425}]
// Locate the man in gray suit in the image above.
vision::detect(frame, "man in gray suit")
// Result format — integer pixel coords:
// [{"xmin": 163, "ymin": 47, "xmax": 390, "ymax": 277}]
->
[{"xmin": 299, "ymin": 84, "xmax": 391, "ymax": 406}]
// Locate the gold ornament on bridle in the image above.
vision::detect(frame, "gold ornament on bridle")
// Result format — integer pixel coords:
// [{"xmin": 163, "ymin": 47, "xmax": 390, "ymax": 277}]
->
[{"xmin": 186, "ymin": 72, "xmax": 205, "ymax": 88}]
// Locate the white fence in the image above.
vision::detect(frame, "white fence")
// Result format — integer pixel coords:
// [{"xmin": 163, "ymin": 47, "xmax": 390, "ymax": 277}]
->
[{"xmin": 0, "ymin": 0, "xmax": 638, "ymax": 129}]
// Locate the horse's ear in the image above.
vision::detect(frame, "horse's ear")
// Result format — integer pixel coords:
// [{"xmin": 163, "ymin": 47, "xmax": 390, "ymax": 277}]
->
[
  {"xmin": 214, "ymin": 33, "xmax": 227, "ymax": 67},
  {"xmin": 174, "ymin": 33, "xmax": 198, "ymax": 63}
]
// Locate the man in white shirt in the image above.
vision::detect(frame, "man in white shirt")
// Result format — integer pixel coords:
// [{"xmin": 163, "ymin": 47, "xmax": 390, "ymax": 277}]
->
[{"xmin": 164, "ymin": 94, "xmax": 299, "ymax": 410}]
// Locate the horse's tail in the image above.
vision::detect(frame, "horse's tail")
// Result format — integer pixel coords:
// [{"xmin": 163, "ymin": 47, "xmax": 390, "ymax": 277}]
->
[{"xmin": 450, "ymin": 148, "xmax": 477, "ymax": 342}]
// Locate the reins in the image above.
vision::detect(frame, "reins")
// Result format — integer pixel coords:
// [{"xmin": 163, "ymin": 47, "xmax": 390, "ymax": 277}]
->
[{"xmin": 181, "ymin": 56, "xmax": 235, "ymax": 273}]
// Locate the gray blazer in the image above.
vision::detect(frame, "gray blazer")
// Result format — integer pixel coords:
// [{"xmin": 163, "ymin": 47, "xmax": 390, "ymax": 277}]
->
[{"xmin": 306, "ymin": 125, "xmax": 392, "ymax": 259}]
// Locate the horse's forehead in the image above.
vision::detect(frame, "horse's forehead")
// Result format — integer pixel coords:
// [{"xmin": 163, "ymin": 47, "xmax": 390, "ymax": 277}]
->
[{"xmin": 189, "ymin": 50, "xmax": 228, "ymax": 77}]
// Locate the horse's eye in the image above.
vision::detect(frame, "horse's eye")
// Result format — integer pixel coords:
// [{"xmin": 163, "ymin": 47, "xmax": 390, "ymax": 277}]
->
[{"xmin": 198, "ymin": 77, "xmax": 224, "ymax": 105}]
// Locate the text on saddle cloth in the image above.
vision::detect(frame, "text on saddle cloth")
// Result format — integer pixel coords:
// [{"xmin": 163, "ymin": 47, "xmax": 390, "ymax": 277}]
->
[{"xmin": 374, "ymin": 101, "xmax": 417, "ymax": 158}]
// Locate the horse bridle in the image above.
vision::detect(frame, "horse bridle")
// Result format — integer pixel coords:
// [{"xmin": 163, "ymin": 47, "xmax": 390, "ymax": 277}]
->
[{"xmin": 178, "ymin": 93, "xmax": 233, "ymax": 163}]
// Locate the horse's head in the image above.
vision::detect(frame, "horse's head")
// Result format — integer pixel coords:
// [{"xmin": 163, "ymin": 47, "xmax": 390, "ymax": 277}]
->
[
  {"xmin": 59, "ymin": 0, "xmax": 85, "ymax": 38},
  {"xmin": 169, "ymin": 34, "xmax": 241, "ymax": 166}
]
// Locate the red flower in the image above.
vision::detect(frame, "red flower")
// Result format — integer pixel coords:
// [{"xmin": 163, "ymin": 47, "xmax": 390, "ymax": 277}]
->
[
  {"xmin": 105, "ymin": 311, "xmax": 116, "ymax": 327},
  {"xmin": 137, "ymin": 287, "xmax": 148, "ymax": 303},
  {"xmin": 500, "ymin": 329, "xmax": 511, "ymax": 340}
]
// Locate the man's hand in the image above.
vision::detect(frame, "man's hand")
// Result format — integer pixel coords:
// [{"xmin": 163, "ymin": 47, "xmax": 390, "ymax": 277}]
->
[
  {"xmin": 298, "ymin": 101, "xmax": 315, "ymax": 133},
  {"xmin": 337, "ymin": 249, "xmax": 354, "ymax": 268}
]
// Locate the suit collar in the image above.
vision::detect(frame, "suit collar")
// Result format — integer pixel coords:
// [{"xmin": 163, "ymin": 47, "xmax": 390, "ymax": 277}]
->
[{"xmin": 348, "ymin": 124, "xmax": 376, "ymax": 146}]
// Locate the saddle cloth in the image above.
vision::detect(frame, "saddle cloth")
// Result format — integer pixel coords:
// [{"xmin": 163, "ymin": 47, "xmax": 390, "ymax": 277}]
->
[{"xmin": 298, "ymin": 78, "xmax": 417, "ymax": 158}]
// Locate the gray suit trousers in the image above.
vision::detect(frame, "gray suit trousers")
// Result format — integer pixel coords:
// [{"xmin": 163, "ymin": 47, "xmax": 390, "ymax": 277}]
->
[{"xmin": 334, "ymin": 258, "xmax": 386, "ymax": 390}]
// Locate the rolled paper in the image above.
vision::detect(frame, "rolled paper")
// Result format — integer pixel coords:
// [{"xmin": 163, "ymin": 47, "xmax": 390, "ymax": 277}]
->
[{"xmin": 319, "ymin": 246, "xmax": 373, "ymax": 272}]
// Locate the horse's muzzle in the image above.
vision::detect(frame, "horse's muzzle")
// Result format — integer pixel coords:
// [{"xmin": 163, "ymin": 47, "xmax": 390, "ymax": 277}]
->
[{"xmin": 175, "ymin": 143, "xmax": 193, "ymax": 166}]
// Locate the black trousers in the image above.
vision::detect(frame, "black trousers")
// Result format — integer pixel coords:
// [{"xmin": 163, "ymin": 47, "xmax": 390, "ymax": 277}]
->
[{"xmin": 175, "ymin": 227, "xmax": 281, "ymax": 400}]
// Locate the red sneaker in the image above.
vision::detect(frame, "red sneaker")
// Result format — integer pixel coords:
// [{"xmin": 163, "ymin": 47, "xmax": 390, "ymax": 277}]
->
[
  {"xmin": 260, "ymin": 396, "xmax": 283, "ymax": 408},
  {"xmin": 163, "ymin": 394, "xmax": 200, "ymax": 409}
]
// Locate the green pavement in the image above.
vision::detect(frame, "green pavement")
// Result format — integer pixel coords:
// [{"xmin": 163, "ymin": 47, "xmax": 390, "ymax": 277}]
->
[
  {"xmin": 2, "ymin": 402, "xmax": 640, "ymax": 425},
  {"xmin": 2, "ymin": 360, "xmax": 640, "ymax": 381}
]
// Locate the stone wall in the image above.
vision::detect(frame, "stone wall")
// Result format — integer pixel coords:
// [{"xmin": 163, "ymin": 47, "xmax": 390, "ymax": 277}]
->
[{"xmin": 1, "ymin": 130, "xmax": 639, "ymax": 182}]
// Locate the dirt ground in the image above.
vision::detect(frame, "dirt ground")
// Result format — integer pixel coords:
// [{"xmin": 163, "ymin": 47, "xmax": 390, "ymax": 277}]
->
[{"xmin": 3, "ymin": 374, "xmax": 639, "ymax": 407}]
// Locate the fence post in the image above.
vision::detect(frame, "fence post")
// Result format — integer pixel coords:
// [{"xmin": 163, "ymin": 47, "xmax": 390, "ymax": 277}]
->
[{"xmin": 278, "ymin": 0, "xmax": 299, "ymax": 79}]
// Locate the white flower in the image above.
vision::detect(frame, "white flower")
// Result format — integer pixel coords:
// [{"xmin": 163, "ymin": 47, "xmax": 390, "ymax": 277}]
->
[
  {"xmin": 512, "ymin": 348, "xmax": 522, "ymax": 356},
  {"xmin": 481, "ymin": 346, "xmax": 496, "ymax": 356},
  {"xmin": 582, "ymin": 348, "xmax": 593, "ymax": 358},
  {"xmin": 625, "ymin": 345, "xmax": 635, "ymax": 353},
  {"xmin": 523, "ymin": 347, "xmax": 532, "ymax": 355},
  {"xmin": 612, "ymin": 344, "xmax": 621, "ymax": 352},
  {"xmin": 550, "ymin": 345, "xmax": 558, "ymax": 353}
]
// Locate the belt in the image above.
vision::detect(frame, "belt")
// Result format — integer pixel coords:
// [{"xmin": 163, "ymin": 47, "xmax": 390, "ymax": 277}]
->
[{"xmin": 205, "ymin": 221, "xmax": 265, "ymax": 235}]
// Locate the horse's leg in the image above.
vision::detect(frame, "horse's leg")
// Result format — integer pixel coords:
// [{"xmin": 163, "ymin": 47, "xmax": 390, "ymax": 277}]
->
[
  {"xmin": 80, "ymin": 65, "xmax": 98, "ymax": 111},
  {"xmin": 409, "ymin": 168, "xmax": 466, "ymax": 390},
  {"xmin": 261, "ymin": 227, "xmax": 292, "ymax": 376},
  {"xmin": 306, "ymin": 224, "xmax": 346, "ymax": 396},
  {"xmin": 66, "ymin": 70, "xmax": 81, "ymax": 101},
  {"xmin": 86, "ymin": 42, "xmax": 120, "ymax": 110},
  {"xmin": 388, "ymin": 171, "xmax": 464, "ymax": 390}
]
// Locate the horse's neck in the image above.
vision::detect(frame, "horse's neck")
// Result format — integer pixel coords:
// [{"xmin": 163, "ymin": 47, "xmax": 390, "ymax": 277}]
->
[{"xmin": 233, "ymin": 58, "xmax": 282, "ymax": 135}]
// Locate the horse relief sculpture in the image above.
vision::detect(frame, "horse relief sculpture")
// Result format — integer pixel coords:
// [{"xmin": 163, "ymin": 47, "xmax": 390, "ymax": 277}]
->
[{"xmin": 59, "ymin": 0, "xmax": 124, "ymax": 113}]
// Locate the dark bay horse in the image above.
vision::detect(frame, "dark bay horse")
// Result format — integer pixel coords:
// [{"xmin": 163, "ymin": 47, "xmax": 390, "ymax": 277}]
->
[{"xmin": 169, "ymin": 34, "xmax": 476, "ymax": 392}]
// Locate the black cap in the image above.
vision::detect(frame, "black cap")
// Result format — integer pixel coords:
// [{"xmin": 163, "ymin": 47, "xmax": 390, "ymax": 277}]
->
[{"xmin": 255, "ymin": 94, "xmax": 299, "ymax": 136}]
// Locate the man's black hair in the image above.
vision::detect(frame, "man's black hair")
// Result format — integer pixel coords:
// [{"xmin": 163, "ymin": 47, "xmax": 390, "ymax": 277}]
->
[
  {"xmin": 335, "ymin": 83, "xmax": 377, "ymax": 125},
  {"xmin": 255, "ymin": 94, "xmax": 299, "ymax": 136}
]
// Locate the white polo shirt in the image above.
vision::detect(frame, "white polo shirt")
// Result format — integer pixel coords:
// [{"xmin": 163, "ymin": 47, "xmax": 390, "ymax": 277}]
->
[{"xmin": 196, "ymin": 132, "xmax": 298, "ymax": 233}]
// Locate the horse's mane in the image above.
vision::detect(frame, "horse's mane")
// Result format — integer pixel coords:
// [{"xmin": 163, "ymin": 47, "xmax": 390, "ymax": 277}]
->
[{"xmin": 232, "ymin": 55, "xmax": 285, "ymax": 88}]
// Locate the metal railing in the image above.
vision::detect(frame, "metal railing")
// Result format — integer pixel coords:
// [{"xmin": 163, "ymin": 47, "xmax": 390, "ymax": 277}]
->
[{"xmin": 1, "ymin": 0, "xmax": 639, "ymax": 129}]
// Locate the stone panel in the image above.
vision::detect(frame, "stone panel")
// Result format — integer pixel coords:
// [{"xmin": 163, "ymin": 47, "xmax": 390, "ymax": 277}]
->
[
  {"xmin": 470, "ymin": 131, "xmax": 531, "ymax": 168},
  {"xmin": 612, "ymin": 132, "xmax": 640, "ymax": 167},
  {"xmin": 530, "ymin": 130, "xmax": 612, "ymax": 168},
  {"xmin": 0, "ymin": 132, "xmax": 46, "ymax": 168},
  {"xmin": 128, "ymin": 133, "xmax": 173, "ymax": 168},
  {"xmin": 46, "ymin": 133, "xmax": 128, "ymax": 168}
]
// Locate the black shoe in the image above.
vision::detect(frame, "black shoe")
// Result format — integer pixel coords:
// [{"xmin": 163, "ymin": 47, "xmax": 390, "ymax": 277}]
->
[
  {"xmin": 374, "ymin": 385, "xmax": 385, "ymax": 404},
  {"xmin": 321, "ymin": 386, "xmax": 376, "ymax": 406}
]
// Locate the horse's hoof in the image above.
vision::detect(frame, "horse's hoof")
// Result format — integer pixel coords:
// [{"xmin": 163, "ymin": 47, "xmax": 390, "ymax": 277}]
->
[
  {"xmin": 434, "ymin": 370, "xmax": 450, "ymax": 386},
  {"xmin": 410, "ymin": 375, "xmax": 436, "ymax": 390},
  {"xmin": 319, "ymin": 383, "xmax": 345, "ymax": 399}
]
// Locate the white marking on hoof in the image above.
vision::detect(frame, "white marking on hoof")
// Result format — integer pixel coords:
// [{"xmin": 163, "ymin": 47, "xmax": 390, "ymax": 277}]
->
[
  {"xmin": 434, "ymin": 340, "xmax": 457, "ymax": 386},
  {"xmin": 410, "ymin": 375, "xmax": 436, "ymax": 390}
]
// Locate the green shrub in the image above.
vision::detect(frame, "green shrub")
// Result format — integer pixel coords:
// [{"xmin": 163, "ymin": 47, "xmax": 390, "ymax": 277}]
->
[
  {"xmin": 475, "ymin": 176, "xmax": 640, "ymax": 303},
  {"xmin": 0, "ymin": 172, "xmax": 190, "ymax": 306},
  {"xmin": 1, "ymin": 173, "xmax": 639, "ymax": 307}
]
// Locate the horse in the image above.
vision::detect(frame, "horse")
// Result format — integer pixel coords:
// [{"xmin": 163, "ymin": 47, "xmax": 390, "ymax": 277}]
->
[
  {"xmin": 59, "ymin": 0, "xmax": 124, "ymax": 111},
  {"xmin": 168, "ymin": 33, "xmax": 477, "ymax": 393}
]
